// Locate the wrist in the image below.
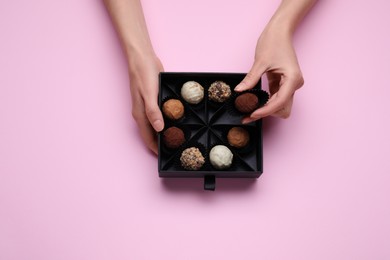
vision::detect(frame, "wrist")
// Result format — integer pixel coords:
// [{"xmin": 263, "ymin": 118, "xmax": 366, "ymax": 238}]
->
[
  {"xmin": 126, "ymin": 41, "xmax": 155, "ymax": 60},
  {"xmin": 127, "ymin": 50, "xmax": 163, "ymax": 80},
  {"xmin": 127, "ymin": 47, "xmax": 157, "ymax": 70},
  {"xmin": 266, "ymin": 14, "xmax": 295, "ymax": 37},
  {"xmin": 266, "ymin": 0, "xmax": 317, "ymax": 36},
  {"xmin": 262, "ymin": 18, "xmax": 294, "ymax": 44}
]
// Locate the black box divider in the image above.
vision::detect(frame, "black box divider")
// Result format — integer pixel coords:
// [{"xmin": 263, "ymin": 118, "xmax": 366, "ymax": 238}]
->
[
  {"xmin": 161, "ymin": 129, "xmax": 209, "ymax": 172},
  {"xmin": 182, "ymin": 102, "xmax": 206, "ymax": 125},
  {"xmin": 160, "ymin": 124, "xmax": 206, "ymax": 160},
  {"xmin": 212, "ymin": 124, "xmax": 262, "ymax": 171},
  {"xmin": 160, "ymin": 126, "xmax": 208, "ymax": 170},
  {"xmin": 211, "ymin": 124, "xmax": 259, "ymax": 155},
  {"xmin": 207, "ymin": 101, "xmax": 229, "ymax": 125},
  {"xmin": 164, "ymin": 79, "xmax": 207, "ymax": 118},
  {"xmin": 211, "ymin": 112, "xmax": 245, "ymax": 125},
  {"xmin": 161, "ymin": 96, "xmax": 206, "ymax": 125},
  {"xmin": 160, "ymin": 82, "xmax": 179, "ymax": 98},
  {"xmin": 208, "ymin": 129, "xmax": 255, "ymax": 171}
]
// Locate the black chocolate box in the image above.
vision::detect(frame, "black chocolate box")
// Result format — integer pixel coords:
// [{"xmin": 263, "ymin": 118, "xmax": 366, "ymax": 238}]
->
[{"xmin": 158, "ymin": 72, "xmax": 268, "ymax": 190}]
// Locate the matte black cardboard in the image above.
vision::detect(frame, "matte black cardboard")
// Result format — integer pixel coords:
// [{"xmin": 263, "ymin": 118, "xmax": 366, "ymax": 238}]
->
[{"xmin": 158, "ymin": 72, "xmax": 264, "ymax": 189}]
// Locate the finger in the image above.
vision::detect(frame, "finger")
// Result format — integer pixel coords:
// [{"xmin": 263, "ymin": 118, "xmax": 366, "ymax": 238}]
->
[
  {"xmin": 235, "ymin": 62, "xmax": 267, "ymax": 92},
  {"xmin": 246, "ymin": 79, "xmax": 297, "ymax": 121},
  {"xmin": 272, "ymin": 108, "xmax": 290, "ymax": 119},
  {"xmin": 144, "ymin": 98, "xmax": 164, "ymax": 132},
  {"xmin": 241, "ymin": 93, "xmax": 277, "ymax": 124},
  {"xmin": 133, "ymin": 112, "xmax": 158, "ymax": 154},
  {"xmin": 250, "ymin": 92, "xmax": 290, "ymax": 120},
  {"xmin": 272, "ymin": 97, "xmax": 293, "ymax": 119}
]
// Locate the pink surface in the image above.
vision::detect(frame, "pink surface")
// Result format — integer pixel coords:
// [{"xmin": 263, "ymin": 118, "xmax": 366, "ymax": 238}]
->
[{"xmin": 1, "ymin": 0, "xmax": 390, "ymax": 259}]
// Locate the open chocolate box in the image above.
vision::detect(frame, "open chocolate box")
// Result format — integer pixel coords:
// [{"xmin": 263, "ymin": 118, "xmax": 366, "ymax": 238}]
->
[{"xmin": 158, "ymin": 72, "xmax": 268, "ymax": 190}]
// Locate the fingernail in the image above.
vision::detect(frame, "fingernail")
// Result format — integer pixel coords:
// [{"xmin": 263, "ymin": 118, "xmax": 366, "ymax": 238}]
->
[
  {"xmin": 242, "ymin": 118, "xmax": 252, "ymax": 124},
  {"xmin": 153, "ymin": 119, "xmax": 164, "ymax": 132},
  {"xmin": 234, "ymin": 84, "xmax": 244, "ymax": 91}
]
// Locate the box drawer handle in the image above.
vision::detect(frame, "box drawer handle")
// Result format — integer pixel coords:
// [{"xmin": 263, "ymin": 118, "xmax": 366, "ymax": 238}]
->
[{"xmin": 204, "ymin": 175, "xmax": 215, "ymax": 191}]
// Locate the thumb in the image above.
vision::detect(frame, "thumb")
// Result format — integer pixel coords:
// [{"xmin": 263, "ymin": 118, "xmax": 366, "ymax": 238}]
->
[
  {"xmin": 144, "ymin": 99, "xmax": 164, "ymax": 132},
  {"xmin": 235, "ymin": 62, "xmax": 267, "ymax": 92}
]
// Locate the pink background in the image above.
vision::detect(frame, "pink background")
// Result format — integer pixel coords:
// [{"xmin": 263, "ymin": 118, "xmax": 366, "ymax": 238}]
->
[{"xmin": 1, "ymin": 0, "xmax": 390, "ymax": 259}]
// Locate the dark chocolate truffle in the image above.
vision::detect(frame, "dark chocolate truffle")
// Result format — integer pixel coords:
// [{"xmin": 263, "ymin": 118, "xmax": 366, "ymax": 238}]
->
[
  {"xmin": 162, "ymin": 99, "xmax": 184, "ymax": 120},
  {"xmin": 234, "ymin": 93, "xmax": 259, "ymax": 114},
  {"xmin": 163, "ymin": 127, "xmax": 185, "ymax": 149},
  {"xmin": 227, "ymin": 127, "xmax": 250, "ymax": 148},
  {"xmin": 180, "ymin": 147, "xmax": 205, "ymax": 170},
  {"xmin": 208, "ymin": 81, "xmax": 231, "ymax": 102}
]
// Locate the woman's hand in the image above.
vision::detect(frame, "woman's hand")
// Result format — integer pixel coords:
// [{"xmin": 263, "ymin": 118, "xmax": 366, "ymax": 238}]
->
[
  {"xmin": 104, "ymin": 0, "xmax": 165, "ymax": 154},
  {"xmin": 235, "ymin": 24, "xmax": 304, "ymax": 124},
  {"xmin": 128, "ymin": 52, "xmax": 164, "ymax": 154},
  {"xmin": 235, "ymin": 0, "xmax": 318, "ymax": 123}
]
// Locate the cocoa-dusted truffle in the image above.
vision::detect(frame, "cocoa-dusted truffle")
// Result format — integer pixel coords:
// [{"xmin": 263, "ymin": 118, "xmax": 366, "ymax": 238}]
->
[
  {"xmin": 208, "ymin": 81, "xmax": 231, "ymax": 102},
  {"xmin": 180, "ymin": 147, "xmax": 205, "ymax": 170},
  {"xmin": 163, "ymin": 127, "xmax": 185, "ymax": 149},
  {"xmin": 162, "ymin": 99, "xmax": 184, "ymax": 120},
  {"xmin": 234, "ymin": 93, "xmax": 259, "ymax": 114},
  {"xmin": 181, "ymin": 81, "xmax": 204, "ymax": 104},
  {"xmin": 227, "ymin": 127, "xmax": 250, "ymax": 149},
  {"xmin": 209, "ymin": 145, "xmax": 233, "ymax": 170}
]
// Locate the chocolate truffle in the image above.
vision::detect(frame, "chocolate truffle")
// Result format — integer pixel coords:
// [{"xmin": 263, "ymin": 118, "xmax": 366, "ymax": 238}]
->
[
  {"xmin": 181, "ymin": 81, "xmax": 204, "ymax": 104},
  {"xmin": 208, "ymin": 81, "xmax": 231, "ymax": 102},
  {"xmin": 209, "ymin": 145, "xmax": 233, "ymax": 170},
  {"xmin": 227, "ymin": 127, "xmax": 250, "ymax": 149},
  {"xmin": 234, "ymin": 93, "xmax": 259, "ymax": 114},
  {"xmin": 163, "ymin": 127, "xmax": 185, "ymax": 149},
  {"xmin": 162, "ymin": 99, "xmax": 184, "ymax": 120},
  {"xmin": 180, "ymin": 147, "xmax": 205, "ymax": 170}
]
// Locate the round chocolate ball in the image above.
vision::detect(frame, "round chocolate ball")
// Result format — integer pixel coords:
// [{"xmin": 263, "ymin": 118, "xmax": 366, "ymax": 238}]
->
[
  {"xmin": 163, "ymin": 127, "xmax": 185, "ymax": 149},
  {"xmin": 227, "ymin": 127, "xmax": 250, "ymax": 149},
  {"xmin": 162, "ymin": 99, "xmax": 184, "ymax": 120},
  {"xmin": 208, "ymin": 81, "xmax": 231, "ymax": 103},
  {"xmin": 181, "ymin": 81, "xmax": 204, "ymax": 104},
  {"xmin": 180, "ymin": 147, "xmax": 205, "ymax": 170},
  {"xmin": 209, "ymin": 145, "xmax": 233, "ymax": 170},
  {"xmin": 234, "ymin": 93, "xmax": 259, "ymax": 114}
]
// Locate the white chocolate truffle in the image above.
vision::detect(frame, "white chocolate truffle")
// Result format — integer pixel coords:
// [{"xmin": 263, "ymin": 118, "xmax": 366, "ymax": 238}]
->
[
  {"xmin": 209, "ymin": 145, "xmax": 233, "ymax": 170},
  {"xmin": 181, "ymin": 81, "xmax": 204, "ymax": 104}
]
